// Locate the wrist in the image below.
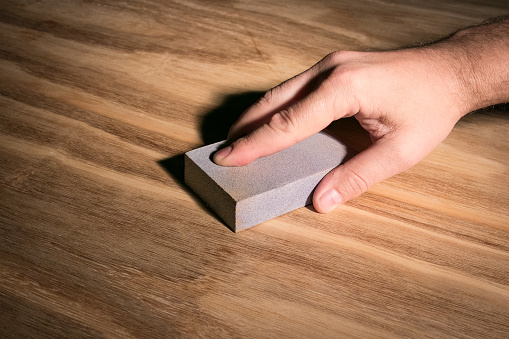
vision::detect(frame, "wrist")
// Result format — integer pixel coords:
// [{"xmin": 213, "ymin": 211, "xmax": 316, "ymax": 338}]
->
[{"xmin": 427, "ymin": 16, "xmax": 509, "ymax": 114}]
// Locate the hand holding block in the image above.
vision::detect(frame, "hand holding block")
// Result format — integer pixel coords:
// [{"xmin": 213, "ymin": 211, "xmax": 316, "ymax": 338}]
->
[{"xmin": 184, "ymin": 131, "xmax": 348, "ymax": 232}]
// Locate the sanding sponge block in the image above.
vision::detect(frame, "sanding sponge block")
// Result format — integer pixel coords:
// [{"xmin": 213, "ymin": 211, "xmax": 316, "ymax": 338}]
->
[{"xmin": 184, "ymin": 131, "xmax": 348, "ymax": 232}]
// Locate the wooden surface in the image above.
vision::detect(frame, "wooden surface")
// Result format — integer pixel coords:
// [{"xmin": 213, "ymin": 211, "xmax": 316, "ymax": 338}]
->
[{"xmin": 1, "ymin": 0, "xmax": 509, "ymax": 338}]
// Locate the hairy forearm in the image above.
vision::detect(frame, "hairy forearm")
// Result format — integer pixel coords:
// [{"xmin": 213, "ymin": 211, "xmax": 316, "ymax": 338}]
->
[{"xmin": 430, "ymin": 14, "xmax": 509, "ymax": 112}]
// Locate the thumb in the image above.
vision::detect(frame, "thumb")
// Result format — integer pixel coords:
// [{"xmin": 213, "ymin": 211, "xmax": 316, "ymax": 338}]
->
[{"xmin": 313, "ymin": 136, "xmax": 424, "ymax": 213}]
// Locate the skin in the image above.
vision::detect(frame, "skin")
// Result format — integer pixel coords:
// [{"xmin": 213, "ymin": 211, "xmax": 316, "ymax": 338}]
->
[{"xmin": 213, "ymin": 15, "xmax": 509, "ymax": 213}]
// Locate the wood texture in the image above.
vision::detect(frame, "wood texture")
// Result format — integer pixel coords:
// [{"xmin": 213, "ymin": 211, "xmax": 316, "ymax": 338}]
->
[{"xmin": 1, "ymin": 0, "xmax": 508, "ymax": 338}]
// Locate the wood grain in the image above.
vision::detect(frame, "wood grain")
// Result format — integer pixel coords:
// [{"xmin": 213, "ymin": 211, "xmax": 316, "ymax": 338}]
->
[{"xmin": 1, "ymin": 0, "xmax": 508, "ymax": 338}]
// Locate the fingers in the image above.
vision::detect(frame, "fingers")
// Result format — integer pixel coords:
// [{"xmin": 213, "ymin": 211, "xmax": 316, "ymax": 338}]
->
[
  {"xmin": 215, "ymin": 52, "xmax": 360, "ymax": 167},
  {"xmin": 214, "ymin": 75, "xmax": 358, "ymax": 167},
  {"xmin": 313, "ymin": 135, "xmax": 426, "ymax": 213},
  {"xmin": 227, "ymin": 66, "xmax": 321, "ymax": 141}
]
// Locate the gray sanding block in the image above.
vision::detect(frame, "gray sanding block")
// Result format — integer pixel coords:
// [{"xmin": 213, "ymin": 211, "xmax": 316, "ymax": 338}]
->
[{"xmin": 184, "ymin": 131, "xmax": 348, "ymax": 232}]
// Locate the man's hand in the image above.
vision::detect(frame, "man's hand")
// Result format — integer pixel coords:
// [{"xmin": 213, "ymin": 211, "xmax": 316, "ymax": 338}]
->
[{"xmin": 213, "ymin": 16, "xmax": 509, "ymax": 213}]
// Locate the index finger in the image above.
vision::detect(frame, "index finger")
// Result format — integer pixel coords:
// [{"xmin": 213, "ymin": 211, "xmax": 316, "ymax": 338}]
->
[
  {"xmin": 227, "ymin": 65, "xmax": 321, "ymax": 141},
  {"xmin": 214, "ymin": 74, "xmax": 358, "ymax": 166}
]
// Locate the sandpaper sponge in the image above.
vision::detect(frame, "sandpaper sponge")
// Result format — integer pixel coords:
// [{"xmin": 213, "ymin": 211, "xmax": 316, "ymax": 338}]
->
[{"xmin": 184, "ymin": 131, "xmax": 348, "ymax": 232}]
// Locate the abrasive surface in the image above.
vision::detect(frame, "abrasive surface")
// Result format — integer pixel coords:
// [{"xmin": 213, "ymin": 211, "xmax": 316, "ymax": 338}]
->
[{"xmin": 184, "ymin": 131, "xmax": 348, "ymax": 232}]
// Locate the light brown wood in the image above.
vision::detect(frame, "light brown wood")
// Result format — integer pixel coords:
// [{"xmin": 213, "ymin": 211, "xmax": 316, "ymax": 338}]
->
[{"xmin": 1, "ymin": 1, "xmax": 508, "ymax": 338}]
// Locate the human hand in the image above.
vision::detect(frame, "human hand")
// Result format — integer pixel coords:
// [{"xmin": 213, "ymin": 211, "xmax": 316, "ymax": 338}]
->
[
  {"xmin": 213, "ymin": 17, "xmax": 509, "ymax": 213},
  {"xmin": 213, "ymin": 49, "xmax": 468, "ymax": 212}
]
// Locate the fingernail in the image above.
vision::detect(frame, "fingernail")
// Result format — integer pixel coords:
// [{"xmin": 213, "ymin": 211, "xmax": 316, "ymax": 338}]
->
[
  {"xmin": 319, "ymin": 189, "xmax": 342, "ymax": 213},
  {"xmin": 213, "ymin": 146, "xmax": 232, "ymax": 164}
]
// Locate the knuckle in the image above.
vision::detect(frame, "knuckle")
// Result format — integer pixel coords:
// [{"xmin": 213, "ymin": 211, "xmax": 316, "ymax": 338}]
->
[
  {"xmin": 257, "ymin": 86, "xmax": 281, "ymax": 107},
  {"xmin": 329, "ymin": 65, "xmax": 358, "ymax": 88},
  {"xmin": 258, "ymin": 91, "xmax": 272, "ymax": 106},
  {"xmin": 324, "ymin": 50, "xmax": 346, "ymax": 64},
  {"xmin": 323, "ymin": 50, "xmax": 357, "ymax": 66},
  {"xmin": 343, "ymin": 168, "xmax": 371, "ymax": 197},
  {"xmin": 267, "ymin": 109, "xmax": 297, "ymax": 135},
  {"xmin": 314, "ymin": 68, "xmax": 358, "ymax": 119},
  {"xmin": 323, "ymin": 51, "xmax": 339, "ymax": 65}
]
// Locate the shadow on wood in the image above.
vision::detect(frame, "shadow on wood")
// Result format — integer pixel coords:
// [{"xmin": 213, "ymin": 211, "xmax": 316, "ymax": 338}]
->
[
  {"xmin": 157, "ymin": 90, "xmax": 265, "ymax": 185},
  {"xmin": 158, "ymin": 91, "xmax": 265, "ymax": 229},
  {"xmin": 158, "ymin": 153, "xmax": 227, "ymax": 228},
  {"xmin": 200, "ymin": 91, "xmax": 265, "ymax": 144}
]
